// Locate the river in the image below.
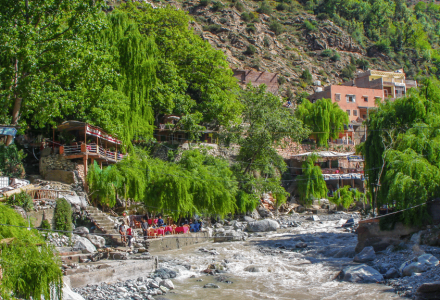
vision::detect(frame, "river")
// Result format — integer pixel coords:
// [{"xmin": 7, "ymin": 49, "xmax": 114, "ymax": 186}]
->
[{"xmin": 157, "ymin": 220, "xmax": 402, "ymax": 300}]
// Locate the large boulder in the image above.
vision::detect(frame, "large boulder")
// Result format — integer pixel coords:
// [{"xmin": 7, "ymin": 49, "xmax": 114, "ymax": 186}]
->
[
  {"xmin": 400, "ymin": 254, "xmax": 439, "ymax": 276},
  {"xmin": 86, "ymin": 234, "xmax": 105, "ymax": 248},
  {"xmin": 353, "ymin": 246, "xmax": 376, "ymax": 263},
  {"xmin": 257, "ymin": 206, "xmax": 273, "ymax": 218},
  {"xmin": 243, "ymin": 216, "xmax": 255, "ymax": 223},
  {"xmin": 73, "ymin": 227, "xmax": 89, "ymax": 236},
  {"xmin": 340, "ymin": 264, "xmax": 384, "ymax": 283},
  {"xmin": 73, "ymin": 236, "xmax": 97, "ymax": 254},
  {"xmin": 60, "ymin": 193, "xmax": 87, "ymax": 210},
  {"xmin": 246, "ymin": 219, "xmax": 280, "ymax": 232},
  {"xmin": 416, "ymin": 282, "xmax": 440, "ymax": 300},
  {"xmin": 154, "ymin": 268, "xmax": 177, "ymax": 279}
]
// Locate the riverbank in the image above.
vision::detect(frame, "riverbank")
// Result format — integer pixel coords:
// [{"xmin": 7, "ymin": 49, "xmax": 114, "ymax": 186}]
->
[{"xmin": 68, "ymin": 214, "xmax": 440, "ymax": 300}]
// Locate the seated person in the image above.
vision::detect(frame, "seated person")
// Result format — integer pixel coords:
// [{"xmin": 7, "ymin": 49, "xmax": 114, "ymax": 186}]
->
[{"xmin": 157, "ymin": 215, "xmax": 164, "ymax": 227}]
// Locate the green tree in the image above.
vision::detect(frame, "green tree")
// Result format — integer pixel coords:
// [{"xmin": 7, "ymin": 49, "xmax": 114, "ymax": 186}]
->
[
  {"xmin": 330, "ymin": 185, "xmax": 365, "ymax": 209},
  {"xmin": 225, "ymin": 84, "xmax": 309, "ymax": 207},
  {"xmin": 295, "ymin": 98, "xmax": 348, "ymax": 147},
  {"xmin": 54, "ymin": 198, "xmax": 72, "ymax": 236},
  {"xmin": 0, "ymin": 0, "xmax": 102, "ymax": 142},
  {"xmin": 296, "ymin": 154, "xmax": 327, "ymax": 205},
  {"xmin": 0, "ymin": 204, "xmax": 62, "ymax": 299},
  {"xmin": 301, "ymin": 69, "xmax": 313, "ymax": 84}
]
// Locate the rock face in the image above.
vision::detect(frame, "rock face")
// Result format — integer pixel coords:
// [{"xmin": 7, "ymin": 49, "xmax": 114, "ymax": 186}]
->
[
  {"xmin": 416, "ymin": 281, "xmax": 440, "ymax": 300},
  {"xmin": 340, "ymin": 264, "xmax": 384, "ymax": 283},
  {"xmin": 246, "ymin": 219, "xmax": 280, "ymax": 232},
  {"xmin": 86, "ymin": 234, "xmax": 106, "ymax": 248},
  {"xmin": 400, "ymin": 254, "xmax": 439, "ymax": 276},
  {"xmin": 353, "ymin": 246, "xmax": 376, "ymax": 263},
  {"xmin": 73, "ymin": 236, "xmax": 97, "ymax": 254},
  {"xmin": 61, "ymin": 193, "xmax": 88, "ymax": 210}
]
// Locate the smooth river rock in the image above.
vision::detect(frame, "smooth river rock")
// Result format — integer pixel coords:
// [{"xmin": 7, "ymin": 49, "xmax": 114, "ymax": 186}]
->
[
  {"xmin": 400, "ymin": 254, "xmax": 439, "ymax": 276},
  {"xmin": 246, "ymin": 219, "xmax": 280, "ymax": 232},
  {"xmin": 353, "ymin": 246, "xmax": 376, "ymax": 263},
  {"xmin": 340, "ymin": 264, "xmax": 384, "ymax": 283}
]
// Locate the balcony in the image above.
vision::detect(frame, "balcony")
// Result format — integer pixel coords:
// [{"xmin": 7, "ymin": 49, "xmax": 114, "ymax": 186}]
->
[{"xmin": 60, "ymin": 143, "xmax": 126, "ymax": 163}]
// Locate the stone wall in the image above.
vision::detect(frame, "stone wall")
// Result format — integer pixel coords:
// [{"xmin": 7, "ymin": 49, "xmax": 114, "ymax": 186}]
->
[
  {"xmin": 148, "ymin": 231, "xmax": 210, "ymax": 252},
  {"xmin": 40, "ymin": 154, "xmax": 76, "ymax": 178},
  {"xmin": 27, "ymin": 208, "xmax": 55, "ymax": 229}
]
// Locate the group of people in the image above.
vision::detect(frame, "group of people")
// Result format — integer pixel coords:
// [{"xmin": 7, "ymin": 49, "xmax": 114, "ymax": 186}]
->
[{"xmin": 118, "ymin": 214, "xmax": 204, "ymax": 246}]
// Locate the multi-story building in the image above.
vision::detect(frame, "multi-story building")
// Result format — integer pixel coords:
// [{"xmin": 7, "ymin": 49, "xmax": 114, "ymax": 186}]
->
[{"xmin": 308, "ymin": 69, "xmax": 417, "ymax": 144}]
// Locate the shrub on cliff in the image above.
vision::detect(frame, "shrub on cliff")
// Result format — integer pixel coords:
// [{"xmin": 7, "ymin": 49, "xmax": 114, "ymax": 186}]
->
[
  {"xmin": 7, "ymin": 191, "xmax": 34, "ymax": 212},
  {"xmin": 54, "ymin": 198, "xmax": 72, "ymax": 236}
]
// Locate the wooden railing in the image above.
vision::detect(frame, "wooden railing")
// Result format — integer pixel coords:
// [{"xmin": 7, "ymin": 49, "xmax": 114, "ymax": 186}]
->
[
  {"xmin": 59, "ymin": 143, "xmax": 126, "ymax": 162},
  {"xmin": 26, "ymin": 189, "xmax": 75, "ymax": 200}
]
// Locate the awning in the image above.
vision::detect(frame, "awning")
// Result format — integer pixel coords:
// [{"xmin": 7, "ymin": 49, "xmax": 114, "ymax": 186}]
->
[
  {"xmin": 292, "ymin": 151, "xmax": 355, "ymax": 158},
  {"xmin": 322, "ymin": 173, "xmax": 364, "ymax": 181},
  {"xmin": 0, "ymin": 126, "xmax": 17, "ymax": 137}
]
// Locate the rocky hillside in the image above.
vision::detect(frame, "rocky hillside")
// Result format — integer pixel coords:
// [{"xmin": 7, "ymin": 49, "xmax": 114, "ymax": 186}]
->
[{"xmin": 158, "ymin": 0, "xmax": 408, "ymax": 97}]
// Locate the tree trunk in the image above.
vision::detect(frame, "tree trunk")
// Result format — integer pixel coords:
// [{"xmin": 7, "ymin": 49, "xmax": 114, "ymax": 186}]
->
[{"xmin": 6, "ymin": 58, "xmax": 20, "ymax": 146}]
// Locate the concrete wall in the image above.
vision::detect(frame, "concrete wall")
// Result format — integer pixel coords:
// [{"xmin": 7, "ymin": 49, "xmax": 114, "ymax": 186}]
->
[
  {"xmin": 27, "ymin": 208, "xmax": 55, "ymax": 228},
  {"xmin": 148, "ymin": 231, "xmax": 211, "ymax": 253}
]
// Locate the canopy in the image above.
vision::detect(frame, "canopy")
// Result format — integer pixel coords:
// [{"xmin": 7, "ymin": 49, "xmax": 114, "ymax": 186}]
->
[
  {"xmin": 57, "ymin": 121, "xmax": 121, "ymax": 145},
  {"xmin": 0, "ymin": 126, "xmax": 17, "ymax": 137},
  {"xmin": 292, "ymin": 151, "xmax": 355, "ymax": 158},
  {"xmin": 322, "ymin": 173, "xmax": 364, "ymax": 181}
]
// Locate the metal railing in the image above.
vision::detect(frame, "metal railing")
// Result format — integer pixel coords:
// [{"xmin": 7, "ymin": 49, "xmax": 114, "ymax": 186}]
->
[{"xmin": 62, "ymin": 145, "xmax": 81, "ymax": 154}]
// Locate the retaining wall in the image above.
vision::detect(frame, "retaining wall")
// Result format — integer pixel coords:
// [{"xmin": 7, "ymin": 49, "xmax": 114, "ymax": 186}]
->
[{"xmin": 148, "ymin": 231, "xmax": 211, "ymax": 253}]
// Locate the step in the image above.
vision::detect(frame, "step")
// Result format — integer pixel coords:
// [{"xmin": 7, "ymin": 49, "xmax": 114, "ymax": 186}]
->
[{"xmin": 59, "ymin": 253, "xmax": 91, "ymax": 264}]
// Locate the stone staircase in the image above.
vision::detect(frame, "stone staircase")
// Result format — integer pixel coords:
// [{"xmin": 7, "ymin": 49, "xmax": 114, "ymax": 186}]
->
[{"xmin": 85, "ymin": 206, "xmax": 122, "ymax": 246}]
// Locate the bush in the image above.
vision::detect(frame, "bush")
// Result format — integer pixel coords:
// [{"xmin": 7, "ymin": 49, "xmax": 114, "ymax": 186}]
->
[
  {"xmin": 303, "ymin": 20, "xmax": 317, "ymax": 32},
  {"xmin": 321, "ymin": 49, "xmax": 333, "ymax": 57},
  {"xmin": 54, "ymin": 198, "xmax": 72, "ymax": 236},
  {"xmin": 375, "ymin": 39, "xmax": 391, "ymax": 54},
  {"xmin": 0, "ymin": 144, "xmax": 26, "ymax": 178},
  {"xmin": 7, "ymin": 191, "xmax": 34, "ymax": 212},
  {"xmin": 278, "ymin": 75, "xmax": 286, "ymax": 85},
  {"xmin": 276, "ymin": 3, "xmax": 289, "ymax": 11},
  {"xmin": 203, "ymin": 24, "xmax": 222, "ymax": 33},
  {"xmin": 244, "ymin": 44, "xmax": 256, "ymax": 55},
  {"xmin": 246, "ymin": 23, "xmax": 256, "ymax": 34},
  {"xmin": 219, "ymin": 17, "xmax": 227, "ymax": 24},
  {"xmin": 317, "ymin": 13, "xmax": 329, "ymax": 20},
  {"xmin": 235, "ymin": 1, "xmax": 244, "ymax": 11},
  {"xmin": 40, "ymin": 219, "xmax": 51, "ymax": 230},
  {"xmin": 199, "ymin": 0, "xmax": 210, "ymax": 6},
  {"xmin": 212, "ymin": 1, "xmax": 224, "ymax": 11},
  {"xmin": 263, "ymin": 36, "xmax": 270, "ymax": 47},
  {"xmin": 241, "ymin": 12, "xmax": 255, "ymax": 22},
  {"xmin": 301, "ymin": 69, "xmax": 313, "ymax": 84},
  {"xmin": 331, "ymin": 52, "xmax": 341, "ymax": 61},
  {"xmin": 257, "ymin": 1, "xmax": 272, "ymax": 15},
  {"xmin": 269, "ymin": 21, "xmax": 284, "ymax": 35},
  {"xmin": 341, "ymin": 64, "xmax": 356, "ymax": 80}
]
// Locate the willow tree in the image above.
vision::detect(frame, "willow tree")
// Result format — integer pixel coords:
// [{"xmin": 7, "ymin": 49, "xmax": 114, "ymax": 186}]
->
[
  {"xmin": 296, "ymin": 154, "xmax": 328, "ymax": 205},
  {"xmin": 330, "ymin": 185, "xmax": 365, "ymax": 209},
  {"xmin": 0, "ymin": 204, "xmax": 62, "ymax": 299},
  {"xmin": 362, "ymin": 78, "xmax": 440, "ymax": 224},
  {"xmin": 295, "ymin": 98, "xmax": 348, "ymax": 147}
]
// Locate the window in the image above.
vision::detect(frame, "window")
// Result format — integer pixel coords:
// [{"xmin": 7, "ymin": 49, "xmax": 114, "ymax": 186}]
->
[
  {"xmin": 346, "ymin": 110, "xmax": 351, "ymax": 116},
  {"xmin": 363, "ymin": 96, "xmax": 368, "ymax": 102},
  {"xmin": 346, "ymin": 94, "xmax": 355, "ymax": 102},
  {"xmin": 353, "ymin": 110, "xmax": 358, "ymax": 116},
  {"xmin": 335, "ymin": 93, "xmax": 341, "ymax": 101}
]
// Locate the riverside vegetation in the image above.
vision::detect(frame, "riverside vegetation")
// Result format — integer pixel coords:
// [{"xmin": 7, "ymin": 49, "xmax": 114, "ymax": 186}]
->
[{"xmin": 1, "ymin": 0, "xmax": 440, "ymax": 299}]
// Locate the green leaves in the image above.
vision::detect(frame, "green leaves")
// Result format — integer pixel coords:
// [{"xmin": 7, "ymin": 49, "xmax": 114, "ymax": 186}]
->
[
  {"xmin": 295, "ymin": 98, "xmax": 348, "ymax": 147},
  {"xmin": 296, "ymin": 154, "xmax": 327, "ymax": 205}
]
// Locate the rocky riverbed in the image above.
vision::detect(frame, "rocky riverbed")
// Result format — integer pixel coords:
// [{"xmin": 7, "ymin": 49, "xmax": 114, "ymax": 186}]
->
[{"xmin": 68, "ymin": 213, "xmax": 440, "ymax": 300}]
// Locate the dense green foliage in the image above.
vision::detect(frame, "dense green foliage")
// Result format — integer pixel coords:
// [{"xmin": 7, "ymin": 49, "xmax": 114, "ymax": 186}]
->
[
  {"xmin": 0, "ymin": 204, "xmax": 62, "ymax": 299},
  {"xmin": 330, "ymin": 185, "xmax": 365, "ymax": 209},
  {"xmin": 296, "ymin": 154, "xmax": 328, "ymax": 205},
  {"xmin": 224, "ymin": 84, "xmax": 308, "ymax": 203},
  {"xmin": 0, "ymin": 1, "xmax": 241, "ymax": 144},
  {"xmin": 54, "ymin": 198, "xmax": 72, "ymax": 236},
  {"xmin": 362, "ymin": 79, "xmax": 440, "ymax": 224},
  {"xmin": 40, "ymin": 219, "xmax": 51, "ymax": 230},
  {"xmin": 88, "ymin": 149, "xmax": 239, "ymax": 218},
  {"xmin": 295, "ymin": 98, "xmax": 349, "ymax": 146},
  {"xmin": 7, "ymin": 191, "xmax": 33, "ymax": 212},
  {"xmin": 0, "ymin": 144, "xmax": 26, "ymax": 178}
]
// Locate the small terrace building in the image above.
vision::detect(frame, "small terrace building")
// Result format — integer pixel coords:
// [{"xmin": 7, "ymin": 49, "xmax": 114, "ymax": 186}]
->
[
  {"xmin": 290, "ymin": 151, "xmax": 365, "ymax": 197},
  {"xmin": 57, "ymin": 121, "xmax": 126, "ymax": 176}
]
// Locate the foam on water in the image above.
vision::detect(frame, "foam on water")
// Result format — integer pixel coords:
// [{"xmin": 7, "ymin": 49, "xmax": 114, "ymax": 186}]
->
[{"xmin": 158, "ymin": 221, "xmax": 402, "ymax": 300}]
